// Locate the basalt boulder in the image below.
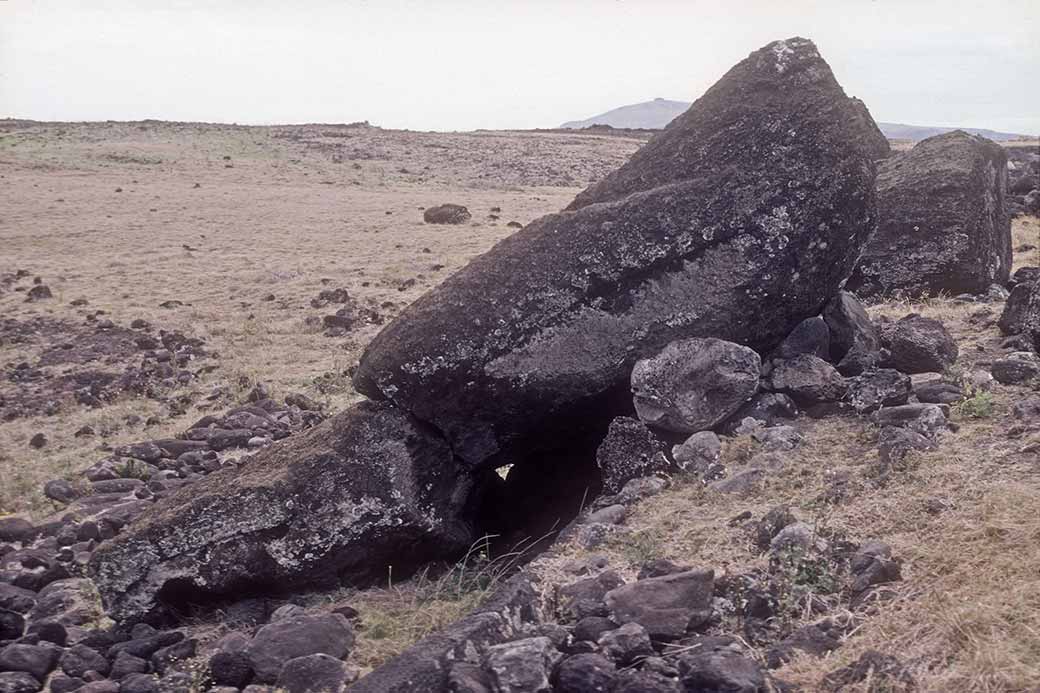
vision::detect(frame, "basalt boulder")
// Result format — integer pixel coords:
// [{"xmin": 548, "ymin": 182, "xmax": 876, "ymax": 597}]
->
[
  {"xmin": 354, "ymin": 37, "xmax": 879, "ymax": 468},
  {"xmin": 630, "ymin": 338, "xmax": 760, "ymax": 434},
  {"xmin": 89, "ymin": 401, "xmax": 478, "ymax": 622},
  {"xmin": 999, "ymin": 280, "xmax": 1040, "ymax": 349},
  {"xmin": 848, "ymin": 130, "xmax": 1011, "ymax": 298}
]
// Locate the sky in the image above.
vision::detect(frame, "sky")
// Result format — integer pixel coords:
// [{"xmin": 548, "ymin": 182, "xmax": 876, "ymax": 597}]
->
[{"xmin": 1, "ymin": 0, "xmax": 1038, "ymax": 134}]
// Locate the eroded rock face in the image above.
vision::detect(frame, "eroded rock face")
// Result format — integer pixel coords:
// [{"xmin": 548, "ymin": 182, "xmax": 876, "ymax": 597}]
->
[
  {"xmin": 880, "ymin": 315, "xmax": 958, "ymax": 373},
  {"xmin": 823, "ymin": 291, "xmax": 882, "ymax": 376},
  {"xmin": 631, "ymin": 338, "xmax": 760, "ymax": 434},
  {"xmin": 89, "ymin": 401, "xmax": 477, "ymax": 621},
  {"xmin": 354, "ymin": 37, "xmax": 879, "ymax": 468},
  {"xmin": 848, "ymin": 130, "xmax": 1010, "ymax": 298},
  {"xmin": 999, "ymin": 280, "xmax": 1040, "ymax": 349}
]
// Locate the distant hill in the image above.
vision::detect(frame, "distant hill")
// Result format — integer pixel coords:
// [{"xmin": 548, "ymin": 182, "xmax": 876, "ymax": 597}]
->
[
  {"xmin": 560, "ymin": 98, "xmax": 690, "ymax": 130},
  {"xmin": 560, "ymin": 98, "xmax": 1034, "ymax": 141},
  {"xmin": 874, "ymin": 122, "xmax": 1032, "ymax": 142}
]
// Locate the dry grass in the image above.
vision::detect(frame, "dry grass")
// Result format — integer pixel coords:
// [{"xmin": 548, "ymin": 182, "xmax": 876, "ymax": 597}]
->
[
  {"xmin": 528, "ymin": 223, "xmax": 1040, "ymax": 689},
  {"xmin": 4, "ymin": 122, "xmax": 1040, "ymax": 689},
  {"xmin": 0, "ymin": 120, "xmax": 640, "ymax": 516}
]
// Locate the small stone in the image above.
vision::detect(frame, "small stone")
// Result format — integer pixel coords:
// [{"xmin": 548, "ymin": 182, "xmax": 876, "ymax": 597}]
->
[
  {"xmin": 769, "ymin": 355, "xmax": 847, "ymax": 405},
  {"xmin": 992, "ymin": 352, "xmax": 1040, "ymax": 384},
  {"xmin": 597, "ymin": 622, "xmax": 655, "ymax": 665},
  {"xmin": 671, "ymin": 431, "xmax": 721, "ymax": 473},
  {"xmin": 275, "ymin": 653, "xmax": 358, "ymax": 693},
  {"xmin": 243, "ymin": 613, "xmax": 355, "ymax": 683},
  {"xmin": 483, "ymin": 636, "xmax": 562, "ymax": 693},
  {"xmin": 423, "ymin": 204, "xmax": 471, "ymax": 225},
  {"xmin": 555, "ymin": 653, "xmax": 616, "ymax": 693},
  {"xmin": 586, "ymin": 505, "xmax": 626, "ymax": 525},
  {"xmin": 604, "ymin": 569, "xmax": 714, "ymax": 639}
]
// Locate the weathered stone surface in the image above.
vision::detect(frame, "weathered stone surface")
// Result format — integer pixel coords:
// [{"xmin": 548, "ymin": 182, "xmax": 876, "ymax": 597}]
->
[
  {"xmin": 604, "ymin": 569, "xmax": 714, "ymax": 639},
  {"xmin": 555, "ymin": 653, "xmax": 616, "ymax": 693},
  {"xmin": 595, "ymin": 417, "xmax": 668, "ymax": 494},
  {"xmin": 0, "ymin": 518, "xmax": 35, "ymax": 544},
  {"xmin": 877, "ymin": 426, "xmax": 934, "ymax": 471},
  {"xmin": 880, "ymin": 315, "xmax": 958, "ymax": 373},
  {"xmin": 483, "ymin": 637, "xmax": 561, "ymax": 693},
  {"xmin": 848, "ymin": 130, "xmax": 1010, "ymax": 297},
  {"xmin": 597, "ymin": 622, "xmax": 655, "ymax": 665},
  {"xmin": 768, "ymin": 355, "xmax": 847, "ymax": 406},
  {"xmin": 0, "ymin": 672, "xmax": 41, "ymax": 693},
  {"xmin": 823, "ymin": 291, "xmax": 882, "ymax": 375},
  {"xmin": 677, "ymin": 650, "xmax": 766, "ymax": 693},
  {"xmin": 999, "ymin": 280, "xmax": 1040, "ymax": 349},
  {"xmin": 992, "ymin": 351, "xmax": 1040, "ymax": 384},
  {"xmin": 775, "ymin": 316, "xmax": 830, "ymax": 360},
  {"xmin": 244, "ymin": 613, "xmax": 354, "ymax": 684},
  {"xmin": 353, "ymin": 38, "xmax": 879, "ymax": 469},
  {"xmin": 423, "ymin": 204, "xmax": 471, "ymax": 225},
  {"xmin": 846, "ymin": 369, "xmax": 911, "ymax": 413},
  {"xmin": 89, "ymin": 401, "xmax": 477, "ymax": 621},
  {"xmin": 559, "ymin": 570, "xmax": 626, "ymax": 621},
  {"xmin": 721, "ymin": 393, "xmax": 798, "ymax": 433},
  {"xmin": 874, "ymin": 403, "xmax": 948, "ymax": 441},
  {"xmin": 671, "ymin": 431, "xmax": 721, "ymax": 473},
  {"xmin": 0, "ymin": 643, "xmax": 59, "ymax": 683},
  {"xmin": 275, "ymin": 653, "xmax": 358, "ymax": 693},
  {"xmin": 631, "ymin": 338, "xmax": 760, "ymax": 434}
]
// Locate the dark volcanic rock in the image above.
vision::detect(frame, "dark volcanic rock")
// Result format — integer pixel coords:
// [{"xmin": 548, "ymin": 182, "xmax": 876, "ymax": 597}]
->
[
  {"xmin": 848, "ymin": 98, "xmax": 891, "ymax": 161},
  {"xmin": 846, "ymin": 369, "xmax": 911, "ymax": 413},
  {"xmin": 677, "ymin": 649, "xmax": 766, "ymax": 693},
  {"xmin": 631, "ymin": 338, "xmax": 760, "ymax": 433},
  {"xmin": 595, "ymin": 417, "xmax": 668, "ymax": 494},
  {"xmin": 604, "ymin": 569, "xmax": 714, "ymax": 639},
  {"xmin": 999, "ymin": 280, "xmax": 1040, "ymax": 349},
  {"xmin": 423, "ymin": 204, "xmax": 471, "ymax": 225},
  {"xmin": 721, "ymin": 392, "xmax": 799, "ymax": 433},
  {"xmin": 353, "ymin": 37, "xmax": 879, "ymax": 469},
  {"xmin": 848, "ymin": 130, "xmax": 1010, "ymax": 297},
  {"xmin": 0, "ymin": 672, "xmax": 41, "ymax": 693},
  {"xmin": 245, "ymin": 613, "xmax": 354, "ymax": 683},
  {"xmin": 823, "ymin": 291, "xmax": 882, "ymax": 375},
  {"xmin": 768, "ymin": 355, "xmax": 847, "ymax": 406},
  {"xmin": 89, "ymin": 401, "xmax": 478, "ymax": 621},
  {"xmin": 276, "ymin": 653, "xmax": 357, "ymax": 692},
  {"xmin": 774, "ymin": 316, "xmax": 830, "ymax": 360},
  {"xmin": 880, "ymin": 314, "xmax": 958, "ymax": 373},
  {"xmin": 991, "ymin": 352, "xmax": 1040, "ymax": 384},
  {"xmin": 555, "ymin": 653, "xmax": 616, "ymax": 693}
]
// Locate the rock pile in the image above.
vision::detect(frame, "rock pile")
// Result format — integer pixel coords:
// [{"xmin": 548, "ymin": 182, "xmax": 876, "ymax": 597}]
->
[
  {"xmin": 847, "ymin": 130, "xmax": 1011, "ymax": 298},
  {"xmin": 1, "ymin": 317, "xmax": 209, "ymax": 421},
  {"xmin": 351, "ymin": 493, "xmax": 908, "ymax": 693},
  {"xmin": 589, "ymin": 289, "xmax": 958, "ymax": 496}
]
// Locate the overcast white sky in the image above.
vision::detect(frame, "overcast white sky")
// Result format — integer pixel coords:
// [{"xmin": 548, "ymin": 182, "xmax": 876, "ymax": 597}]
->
[{"xmin": 1, "ymin": 0, "xmax": 1037, "ymax": 133}]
